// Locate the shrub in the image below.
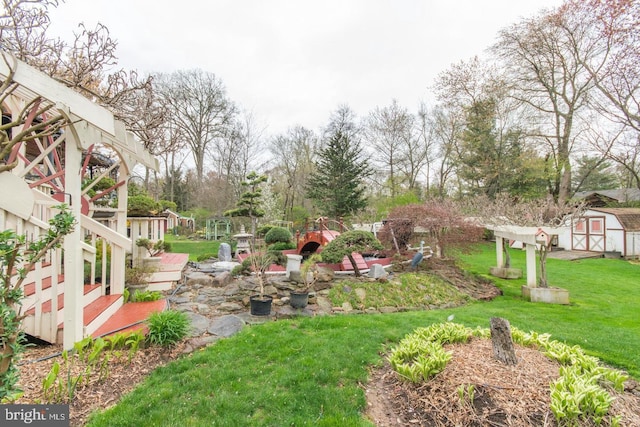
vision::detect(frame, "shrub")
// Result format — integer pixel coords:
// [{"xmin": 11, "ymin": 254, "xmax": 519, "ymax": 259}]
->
[
  {"xmin": 146, "ymin": 310, "xmax": 190, "ymax": 346},
  {"xmin": 128, "ymin": 195, "xmax": 161, "ymax": 216},
  {"xmin": 264, "ymin": 226, "xmax": 292, "ymax": 244},
  {"xmin": 257, "ymin": 225, "xmax": 274, "ymax": 237},
  {"xmin": 268, "ymin": 241, "xmax": 296, "ymax": 251},
  {"xmin": 196, "ymin": 253, "xmax": 216, "ymax": 262}
]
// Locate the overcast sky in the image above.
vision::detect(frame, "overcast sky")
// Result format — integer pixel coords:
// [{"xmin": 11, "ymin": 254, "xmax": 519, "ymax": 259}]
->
[{"xmin": 48, "ymin": 0, "xmax": 563, "ymax": 138}]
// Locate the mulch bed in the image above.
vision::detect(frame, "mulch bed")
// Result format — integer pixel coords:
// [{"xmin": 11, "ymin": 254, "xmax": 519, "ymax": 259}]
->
[{"xmin": 365, "ymin": 338, "xmax": 640, "ymax": 426}]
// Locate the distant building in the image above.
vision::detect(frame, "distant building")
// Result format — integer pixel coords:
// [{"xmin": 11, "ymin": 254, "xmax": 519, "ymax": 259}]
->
[{"xmin": 573, "ymin": 188, "xmax": 640, "ymax": 207}]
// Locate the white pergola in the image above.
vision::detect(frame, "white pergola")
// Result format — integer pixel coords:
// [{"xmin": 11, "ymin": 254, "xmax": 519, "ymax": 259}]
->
[
  {"xmin": 1, "ymin": 52, "xmax": 158, "ymax": 348},
  {"xmin": 489, "ymin": 225, "xmax": 567, "ymax": 287}
]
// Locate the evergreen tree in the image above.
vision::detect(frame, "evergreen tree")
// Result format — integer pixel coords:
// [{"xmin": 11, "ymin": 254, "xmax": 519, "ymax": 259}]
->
[
  {"xmin": 306, "ymin": 131, "xmax": 372, "ymax": 218},
  {"xmin": 572, "ymin": 156, "xmax": 619, "ymax": 192},
  {"xmin": 458, "ymin": 98, "xmax": 547, "ymax": 199},
  {"xmin": 224, "ymin": 171, "xmax": 268, "ymax": 239}
]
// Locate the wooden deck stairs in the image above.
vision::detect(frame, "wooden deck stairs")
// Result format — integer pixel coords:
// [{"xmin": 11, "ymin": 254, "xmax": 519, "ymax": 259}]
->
[{"xmin": 21, "ymin": 252, "xmax": 188, "ymax": 343}]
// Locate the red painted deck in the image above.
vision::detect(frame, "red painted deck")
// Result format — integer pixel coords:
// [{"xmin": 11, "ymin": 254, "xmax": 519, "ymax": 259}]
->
[
  {"xmin": 82, "ymin": 294, "xmax": 122, "ymax": 326},
  {"xmin": 159, "ymin": 252, "xmax": 189, "ymax": 266},
  {"xmin": 92, "ymin": 299, "xmax": 168, "ymax": 338}
]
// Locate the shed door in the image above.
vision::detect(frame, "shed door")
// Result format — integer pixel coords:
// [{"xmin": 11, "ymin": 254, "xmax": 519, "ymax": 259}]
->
[{"xmin": 572, "ymin": 216, "xmax": 605, "ymax": 251}]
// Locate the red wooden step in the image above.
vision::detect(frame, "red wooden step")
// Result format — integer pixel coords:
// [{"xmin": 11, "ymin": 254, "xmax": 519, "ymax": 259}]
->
[
  {"xmin": 79, "ymin": 295, "xmax": 121, "ymax": 326},
  {"xmin": 91, "ymin": 299, "xmax": 168, "ymax": 338},
  {"xmin": 24, "ymin": 284, "xmax": 102, "ymax": 315},
  {"xmin": 23, "ymin": 274, "xmax": 65, "ymax": 297}
]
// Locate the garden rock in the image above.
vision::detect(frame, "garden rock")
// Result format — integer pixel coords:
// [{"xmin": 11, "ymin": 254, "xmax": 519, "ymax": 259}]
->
[
  {"xmin": 368, "ymin": 264, "xmax": 388, "ymax": 279},
  {"xmin": 185, "ymin": 272, "xmax": 215, "ymax": 287},
  {"xmin": 316, "ymin": 267, "xmax": 335, "ymax": 282},
  {"xmin": 185, "ymin": 312, "xmax": 212, "ymax": 337},
  {"xmin": 218, "ymin": 243, "xmax": 232, "ymax": 262},
  {"xmin": 208, "ymin": 315, "xmax": 245, "ymax": 337},
  {"xmin": 212, "ymin": 271, "xmax": 232, "ymax": 287}
]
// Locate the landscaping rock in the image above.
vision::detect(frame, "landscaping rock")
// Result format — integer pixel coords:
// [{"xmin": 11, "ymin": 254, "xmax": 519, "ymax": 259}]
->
[
  {"xmin": 185, "ymin": 312, "xmax": 212, "ymax": 336},
  {"xmin": 208, "ymin": 315, "xmax": 245, "ymax": 337},
  {"xmin": 368, "ymin": 264, "xmax": 388, "ymax": 279},
  {"xmin": 185, "ymin": 272, "xmax": 215, "ymax": 287},
  {"xmin": 212, "ymin": 271, "xmax": 233, "ymax": 287}
]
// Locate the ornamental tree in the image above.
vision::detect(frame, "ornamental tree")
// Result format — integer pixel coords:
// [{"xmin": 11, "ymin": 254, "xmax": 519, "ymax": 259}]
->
[{"xmin": 320, "ymin": 230, "xmax": 383, "ymax": 277}]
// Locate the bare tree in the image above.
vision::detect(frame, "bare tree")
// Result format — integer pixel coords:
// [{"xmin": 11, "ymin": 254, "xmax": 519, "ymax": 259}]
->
[
  {"xmin": 565, "ymin": 0, "xmax": 640, "ymax": 133},
  {"xmin": 216, "ymin": 110, "xmax": 266, "ymax": 199},
  {"xmin": 467, "ymin": 193, "xmax": 586, "ymax": 287},
  {"xmin": 491, "ymin": 7, "xmax": 603, "ymax": 203},
  {"xmin": 365, "ymin": 99, "xmax": 415, "ymax": 197},
  {"xmin": 414, "ymin": 103, "xmax": 438, "ymax": 193},
  {"xmin": 269, "ymin": 126, "xmax": 317, "ymax": 221},
  {"xmin": 156, "ymin": 69, "xmax": 237, "ymax": 185},
  {"xmin": 428, "ymin": 106, "xmax": 462, "ymax": 197}
]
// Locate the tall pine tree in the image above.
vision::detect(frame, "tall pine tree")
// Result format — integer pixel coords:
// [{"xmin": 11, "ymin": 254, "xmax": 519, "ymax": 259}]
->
[{"xmin": 306, "ymin": 130, "xmax": 372, "ymax": 218}]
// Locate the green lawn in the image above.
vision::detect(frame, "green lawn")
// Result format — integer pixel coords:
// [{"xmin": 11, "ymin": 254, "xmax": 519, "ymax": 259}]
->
[
  {"xmin": 87, "ymin": 243, "xmax": 640, "ymax": 426},
  {"xmin": 164, "ymin": 234, "xmax": 222, "ymax": 261}
]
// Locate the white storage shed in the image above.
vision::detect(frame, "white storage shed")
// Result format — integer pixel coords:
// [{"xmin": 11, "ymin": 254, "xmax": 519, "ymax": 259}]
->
[{"xmin": 557, "ymin": 208, "xmax": 640, "ymax": 258}]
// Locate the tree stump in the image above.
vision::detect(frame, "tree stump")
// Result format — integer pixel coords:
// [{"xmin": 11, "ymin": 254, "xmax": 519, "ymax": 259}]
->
[{"xmin": 490, "ymin": 317, "xmax": 518, "ymax": 365}]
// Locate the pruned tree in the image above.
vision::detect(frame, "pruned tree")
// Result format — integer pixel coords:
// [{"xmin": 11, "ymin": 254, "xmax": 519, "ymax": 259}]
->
[
  {"xmin": 320, "ymin": 230, "xmax": 383, "ymax": 277},
  {"xmin": 0, "ymin": 54, "xmax": 70, "ymax": 173},
  {"xmin": 224, "ymin": 171, "xmax": 268, "ymax": 241},
  {"xmin": 467, "ymin": 193, "xmax": 586, "ymax": 287}
]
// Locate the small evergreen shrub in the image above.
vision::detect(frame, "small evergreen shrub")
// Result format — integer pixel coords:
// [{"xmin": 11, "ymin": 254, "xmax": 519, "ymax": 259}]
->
[
  {"xmin": 146, "ymin": 310, "xmax": 190, "ymax": 346},
  {"xmin": 196, "ymin": 253, "xmax": 216, "ymax": 262},
  {"xmin": 257, "ymin": 225, "xmax": 274, "ymax": 237},
  {"xmin": 264, "ymin": 226, "xmax": 292, "ymax": 244},
  {"xmin": 268, "ymin": 241, "xmax": 296, "ymax": 251}
]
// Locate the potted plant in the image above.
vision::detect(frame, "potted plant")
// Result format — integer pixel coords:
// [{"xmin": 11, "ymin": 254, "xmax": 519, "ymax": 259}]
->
[
  {"xmin": 136, "ymin": 238, "xmax": 170, "ymax": 257},
  {"xmin": 124, "ymin": 263, "xmax": 156, "ymax": 293},
  {"xmin": 136, "ymin": 238, "xmax": 170, "ymax": 270},
  {"xmin": 238, "ymin": 249, "xmax": 286, "ymax": 315},
  {"xmin": 290, "ymin": 253, "xmax": 322, "ymax": 309}
]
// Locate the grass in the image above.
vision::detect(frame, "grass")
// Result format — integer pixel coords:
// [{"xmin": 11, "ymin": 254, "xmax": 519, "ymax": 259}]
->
[
  {"xmin": 86, "ymin": 242, "xmax": 640, "ymax": 426},
  {"xmin": 164, "ymin": 234, "xmax": 223, "ymax": 261}
]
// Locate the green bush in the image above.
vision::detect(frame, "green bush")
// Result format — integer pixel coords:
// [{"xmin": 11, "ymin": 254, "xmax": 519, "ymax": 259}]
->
[
  {"xmin": 196, "ymin": 253, "xmax": 216, "ymax": 262},
  {"xmin": 257, "ymin": 225, "xmax": 274, "ymax": 237},
  {"xmin": 128, "ymin": 195, "xmax": 162, "ymax": 216},
  {"xmin": 264, "ymin": 226, "xmax": 292, "ymax": 244},
  {"xmin": 125, "ymin": 289, "xmax": 163, "ymax": 303},
  {"xmin": 146, "ymin": 310, "xmax": 190, "ymax": 346},
  {"xmin": 268, "ymin": 241, "xmax": 296, "ymax": 251}
]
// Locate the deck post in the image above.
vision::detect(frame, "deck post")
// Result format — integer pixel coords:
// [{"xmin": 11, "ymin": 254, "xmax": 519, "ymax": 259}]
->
[{"xmin": 63, "ymin": 131, "xmax": 85, "ymax": 349}]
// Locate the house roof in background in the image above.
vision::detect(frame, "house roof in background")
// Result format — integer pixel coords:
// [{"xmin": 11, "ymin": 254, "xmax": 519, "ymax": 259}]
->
[{"xmin": 574, "ymin": 188, "xmax": 640, "ymax": 202}]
